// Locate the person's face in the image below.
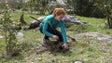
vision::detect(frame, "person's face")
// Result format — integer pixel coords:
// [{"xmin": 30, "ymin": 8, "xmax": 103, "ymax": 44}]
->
[{"xmin": 55, "ymin": 14, "xmax": 65, "ymax": 21}]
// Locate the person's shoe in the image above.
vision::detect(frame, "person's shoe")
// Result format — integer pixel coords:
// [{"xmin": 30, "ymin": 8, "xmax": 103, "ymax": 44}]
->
[{"xmin": 42, "ymin": 39, "xmax": 49, "ymax": 47}]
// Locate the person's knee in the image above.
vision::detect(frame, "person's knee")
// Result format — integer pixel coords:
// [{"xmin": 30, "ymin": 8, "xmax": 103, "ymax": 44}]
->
[{"xmin": 57, "ymin": 34, "xmax": 63, "ymax": 41}]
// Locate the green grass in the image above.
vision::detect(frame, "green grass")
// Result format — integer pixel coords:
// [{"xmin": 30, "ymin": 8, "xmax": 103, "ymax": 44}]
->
[
  {"xmin": 11, "ymin": 10, "xmax": 39, "ymax": 23},
  {"xmin": 76, "ymin": 16, "xmax": 112, "ymax": 35},
  {"xmin": 0, "ymin": 11, "xmax": 112, "ymax": 63}
]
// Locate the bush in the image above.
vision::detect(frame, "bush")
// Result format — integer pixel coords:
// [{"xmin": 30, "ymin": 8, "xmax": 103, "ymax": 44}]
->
[{"xmin": 0, "ymin": 5, "xmax": 19, "ymax": 57}]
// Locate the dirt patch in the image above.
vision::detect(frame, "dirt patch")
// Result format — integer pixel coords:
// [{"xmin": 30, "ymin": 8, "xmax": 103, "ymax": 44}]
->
[{"xmin": 36, "ymin": 41, "xmax": 71, "ymax": 54}]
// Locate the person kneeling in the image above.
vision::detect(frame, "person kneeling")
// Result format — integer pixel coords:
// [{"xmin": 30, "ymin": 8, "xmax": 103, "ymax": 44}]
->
[{"xmin": 39, "ymin": 8, "xmax": 68, "ymax": 49}]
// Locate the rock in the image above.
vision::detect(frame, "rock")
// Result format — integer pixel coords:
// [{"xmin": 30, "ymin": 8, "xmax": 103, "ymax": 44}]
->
[
  {"xmin": 0, "ymin": 25, "xmax": 2, "ymax": 28},
  {"xmin": 16, "ymin": 32, "xmax": 24, "ymax": 39},
  {"xmin": 31, "ymin": 62, "xmax": 34, "ymax": 63},
  {"xmin": 74, "ymin": 61, "xmax": 83, "ymax": 63},
  {"xmin": 48, "ymin": 0, "xmax": 69, "ymax": 8},
  {"xmin": 0, "ymin": 35, "xmax": 4, "ymax": 39},
  {"xmin": 56, "ymin": 0, "xmax": 67, "ymax": 6},
  {"xmin": 62, "ymin": 16, "xmax": 89, "ymax": 26},
  {"xmin": 48, "ymin": 1, "xmax": 57, "ymax": 7},
  {"xmin": 74, "ymin": 32, "xmax": 112, "ymax": 43}
]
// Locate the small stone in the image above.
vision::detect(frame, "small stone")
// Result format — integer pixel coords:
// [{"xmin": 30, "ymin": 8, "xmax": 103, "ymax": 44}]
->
[
  {"xmin": 0, "ymin": 35, "xmax": 4, "ymax": 39},
  {"xmin": 74, "ymin": 61, "xmax": 83, "ymax": 63},
  {"xmin": 31, "ymin": 62, "xmax": 34, "ymax": 63},
  {"xmin": 16, "ymin": 32, "xmax": 24, "ymax": 39}
]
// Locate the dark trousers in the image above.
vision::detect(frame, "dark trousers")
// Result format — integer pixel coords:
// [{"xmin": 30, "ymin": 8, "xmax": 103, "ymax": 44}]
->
[{"xmin": 39, "ymin": 25, "xmax": 63, "ymax": 42}]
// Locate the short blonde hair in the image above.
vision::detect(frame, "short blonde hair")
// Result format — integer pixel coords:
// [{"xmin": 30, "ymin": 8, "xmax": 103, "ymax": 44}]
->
[{"xmin": 53, "ymin": 8, "xmax": 66, "ymax": 16}]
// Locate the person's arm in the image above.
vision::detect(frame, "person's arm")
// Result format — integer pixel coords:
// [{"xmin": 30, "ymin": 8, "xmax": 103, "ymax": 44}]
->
[
  {"xmin": 60, "ymin": 21, "xmax": 67, "ymax": 43},
  {"xmin": 42, "ymin": 19, "xmax": 53, "ymax": 37}
]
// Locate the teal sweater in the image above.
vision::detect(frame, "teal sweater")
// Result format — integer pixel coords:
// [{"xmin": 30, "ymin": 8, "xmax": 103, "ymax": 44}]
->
[{"xmin": 39, "ymin": 15, "xmax": 67, "ymax": 43}]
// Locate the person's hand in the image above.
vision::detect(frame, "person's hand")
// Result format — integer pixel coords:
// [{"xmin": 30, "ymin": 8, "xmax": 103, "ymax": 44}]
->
[
  {"xmin": 52, "ymin": 35, "xmax": 59, "ymax": 40},
  {"xmin": 62, "ymin": 43, "xmax": 68, "ymax": 49}
]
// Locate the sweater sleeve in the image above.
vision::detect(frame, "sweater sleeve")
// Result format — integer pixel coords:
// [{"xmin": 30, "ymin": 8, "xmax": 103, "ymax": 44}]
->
[
  {"xmin": 60, "ymin": 21, "xmax": 67, "ymax": 43},
  {"xmin": 42, "ymin": 18, "xmax": 53, "ymax": 37}
]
